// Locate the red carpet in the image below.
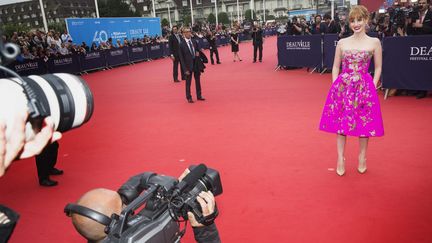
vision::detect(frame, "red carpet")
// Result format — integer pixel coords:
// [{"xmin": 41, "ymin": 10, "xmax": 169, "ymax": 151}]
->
[{"xmin": 1, "ymin": 36, "xmax": 432, "ymax": 243}]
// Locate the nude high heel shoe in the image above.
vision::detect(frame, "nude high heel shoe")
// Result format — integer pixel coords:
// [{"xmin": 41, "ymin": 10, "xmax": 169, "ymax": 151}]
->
[
  {"xmin": 336, "ymin": 157, "xmax": 346, "ymax": 176},
  {"xmin": 358, "ymin": 157, "xmax": 367, "ymax": 174}
]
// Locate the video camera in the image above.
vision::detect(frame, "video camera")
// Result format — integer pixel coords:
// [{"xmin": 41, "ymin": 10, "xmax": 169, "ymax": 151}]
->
[{"xmin": 64, "ymin": 164, "xmax": 223, "ymax": 243}]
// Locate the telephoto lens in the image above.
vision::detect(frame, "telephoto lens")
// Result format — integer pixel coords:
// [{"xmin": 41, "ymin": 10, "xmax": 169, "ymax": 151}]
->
[{"xmin": 0, "ymin": 73, "xmax": 94, "ymax": 138}]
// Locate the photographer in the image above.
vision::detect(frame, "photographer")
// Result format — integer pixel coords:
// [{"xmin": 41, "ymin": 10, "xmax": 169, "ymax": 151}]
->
[
  {"xmin": 251, "ymin": 25, "xmax": 264, "ymax": 63},
  {"xmin": 68, "ymin": 170, "xmax": 221, "ymax": 243}
]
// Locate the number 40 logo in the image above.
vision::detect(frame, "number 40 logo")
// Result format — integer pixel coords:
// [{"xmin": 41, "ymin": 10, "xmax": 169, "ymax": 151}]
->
[{"xmin": 93, "ymin": 30, "xmax": 108, "ymax": 44}]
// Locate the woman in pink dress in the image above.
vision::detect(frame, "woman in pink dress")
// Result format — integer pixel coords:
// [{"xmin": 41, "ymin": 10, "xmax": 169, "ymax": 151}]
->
[{"xmin": 319, "ymin": 5, "xmax": 384, "ymax": 176}]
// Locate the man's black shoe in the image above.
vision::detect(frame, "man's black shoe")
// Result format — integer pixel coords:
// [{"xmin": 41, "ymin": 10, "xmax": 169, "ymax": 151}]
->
[
  {"xmin": 49, "ymin": 168, "xmax": 63, "ymax": 175},
  {"xmin": 174, "ymin": 80, "xmax": 180, "ymax": 82},
  {"xmin": 253, "ymin": 60, "xmax": 256, "ymax": 63},
  {"xmin": 217, "ymin": 62, "xmax": 221, "ymax": 64},
  {"xmin": 39, "ymin": 179, "xmax": 58, "ymax": 187},
  {"xmin": 197, "ymin": 97, "xmax": 206, "ymax": 101},
  {"xmin": 188, "ymin": 99, "xmax": 194, "ymax": 103},
  {"xmin": 259, "ymin": 60, "xmax": 262, "ymax": 62}
]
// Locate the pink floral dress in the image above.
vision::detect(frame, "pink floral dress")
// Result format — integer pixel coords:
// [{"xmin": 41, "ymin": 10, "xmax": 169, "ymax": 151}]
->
[{"xmin": 319, "ymin": 50, "xmax": 384, "ymax": 137}]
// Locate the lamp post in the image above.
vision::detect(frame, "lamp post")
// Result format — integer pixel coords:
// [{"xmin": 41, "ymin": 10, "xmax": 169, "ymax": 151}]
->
[
  {"xmin": 236, "ymin": 0, "xmax": 240, "ymax": 23},
  {"xmin": 167, "ymin": 1, "xmax": 172, "ymax": 28},
  {"xmin": 214, "ymin": 0, "xmax": 219, "ymax": 27},
  {"xmin": 263, "ymin": 0, "xmax": 266, "ymax": 23},
  {"xmin": 94, "ymin": 0, "xmax": 100, "ymax": 18},
  {"xmin": 152, "ymin": 0, "xmax": 156, "ymax": 17},
  {"xmin": 189, "ymin": 0, "xmax": 194, "ymax": 25},
  {"xmin": 38, "ymin": 0, "xmax": 48, "ymax": 32}
]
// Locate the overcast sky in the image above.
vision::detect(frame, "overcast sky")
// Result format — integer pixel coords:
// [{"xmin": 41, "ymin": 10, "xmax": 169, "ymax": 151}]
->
[{"xmin": 0, "ymin": 0, "xmax": 32, "ymax": 6}]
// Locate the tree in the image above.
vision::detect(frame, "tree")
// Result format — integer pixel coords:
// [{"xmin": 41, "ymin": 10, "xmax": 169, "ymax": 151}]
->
[
  {"xmin": 183, "ymin": 15, "xmax": 192, "ymax": 25},
  {"xmin": 207, "ymin": 13, "xmax": 216, "ymax": 24},
  {"xmin": 217, "ymin": 12, "xmax": 230, "ymax": 25},
  {"xmin": 161, "ymin": 18, "xmax": 169, "ymax": 27},
  {"xmin": 245, "ymin": 9, "xmax": 256, "ymax": 21},
  {"xmin": 1, "ymin": 23, "xmax": 30, "ymax": 37},
  {"xmin": 180, "ymin": 7, "xmax": 191, "ymax": 26},
  {"xmin": 48, "ymin": 22, "xmax": 66, "ymax": 33},
  {"xmin": 266, "ymin": 15, "xmax": 276, "ymax": 20},
  {"xmin": 99, "ymin": 0, "xmax": 140, "ymax": 17}
]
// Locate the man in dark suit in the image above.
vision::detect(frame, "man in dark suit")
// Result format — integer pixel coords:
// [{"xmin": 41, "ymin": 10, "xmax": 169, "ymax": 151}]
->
[
  {"xmin": 168, "ymin": 26, "xmax": 184, "ymax": 82},
  {"xmin": 178, "ymin": 27, "xmax": 205, "ymax": 103},
  {"xmin": 206, "ymin": 31, "xmax": 221, "ymax": 65},
  {"xmin": 408, "ymin": 0, "xmax": 432, "ymax": 99},
  {"xmin": 251, "ymin": 25, "xmax": 264, "ymax": 63}
]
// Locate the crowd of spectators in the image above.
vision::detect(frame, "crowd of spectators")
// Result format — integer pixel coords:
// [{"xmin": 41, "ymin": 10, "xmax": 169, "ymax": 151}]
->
[
  {"xmin": 1, "ymin": 29, "xmax": 169, "ymax": 61},
  {"xmin": 273, "ymin": 0, "xmax": 431, "ymax": 39}
]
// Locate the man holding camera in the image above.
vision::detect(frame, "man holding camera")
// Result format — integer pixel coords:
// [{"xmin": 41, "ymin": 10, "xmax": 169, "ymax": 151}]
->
[
  {"xmin": 67, "ymin": 170, "xmax": 221, "ymax": 243},
  {"xmin": 251, "ymin": 25, "xmax": 264, "ymax": 63},
  {"xmin": 206, "ymin": 31, "xmax": 221, "ymax": 65}
]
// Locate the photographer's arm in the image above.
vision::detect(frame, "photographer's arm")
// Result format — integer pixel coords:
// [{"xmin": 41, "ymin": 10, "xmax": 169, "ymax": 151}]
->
[{"xmin": 189, "ymin": 191, "xmax": 221, "ymax": 243}]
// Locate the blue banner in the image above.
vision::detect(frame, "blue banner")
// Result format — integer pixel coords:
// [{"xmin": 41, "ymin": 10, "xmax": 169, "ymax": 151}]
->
[
  {"xmin": 66, "ymin": 17, "xmax": 162, "ymax": 46},
  {"xmin": 382, "ymin": 35, "xmax": 432, "ymax": 90},
  {"xmin": 106, "ymin": 48, "xmax": 130, "ymax": 67},
  {"xmin": 47, "ymin": 55, "xmax": 81, "ymax": 74},
  {"xmin": 148, "ymin": 44, "xmax": 164, "ymax": 59},
  {"xmin": 7, "ymin": 59, "xmax": 47, "ymax": 76},
  {"xmin": 162, "ymin": 43, "xmax": 170, "ymax": 57},
  {"xmin": 216, "ymin": 35, "xmax": 229, "ymax": 46},
  {"xmin": 323, "ymin": 34, "xmax": 338, "ymax": 69},
  {"xmin": 80, "ymin": 51, "xmax": 106, "ymax": 72},
  {"xmin": 128, "ymin": 46, "xmax": 149, "ymax": 62},
  {"xmin": 277, "ymin": 35, "xmax": 322, "ymax": 68}
]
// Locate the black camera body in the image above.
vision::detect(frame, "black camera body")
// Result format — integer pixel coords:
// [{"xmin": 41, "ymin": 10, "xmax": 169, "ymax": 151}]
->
[{"xmin": 65, "ymin": 164, "xmax": 222, "ymax": 243}]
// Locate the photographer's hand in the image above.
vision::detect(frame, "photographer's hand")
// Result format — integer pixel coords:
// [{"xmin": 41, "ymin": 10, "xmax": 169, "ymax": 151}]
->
[
  {"xmin": 0, "ymin": 116, "xmax": 61, "ymax": 177},
  {"xmin": 188, "ymin": 191, "xmax": 215, "ymax": 227}
]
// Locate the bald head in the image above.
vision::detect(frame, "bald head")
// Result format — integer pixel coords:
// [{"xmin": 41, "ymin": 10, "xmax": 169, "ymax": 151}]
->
[{"xmin": 71, "ymin": 188, "xmax": 123, "ymax": 242}]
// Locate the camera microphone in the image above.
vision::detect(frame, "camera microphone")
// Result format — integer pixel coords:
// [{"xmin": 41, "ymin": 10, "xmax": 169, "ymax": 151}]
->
[{"xmin": 175, "ymin": 164, "xmax": 207, "ymax": 194}]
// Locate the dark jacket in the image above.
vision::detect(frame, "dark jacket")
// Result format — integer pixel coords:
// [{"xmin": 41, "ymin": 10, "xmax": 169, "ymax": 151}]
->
[
  {"xmin": 311, "ymin": 22, "xmax": 327, "ymax": 34},
  {"xmin": 168, "ymin": 33, "xmax": 183, "ymax": 57},
  {"xmin": 206, "ymin": 34, "xmax": 217, "ymax": 49},
  {"xmin": 408, "ymin": 10, "xmax": 432, "ymax": 35},
  {"xmin": 251, "ymin": 29, "xmax": 264, "ymax": 45},
  {"xmin": 178, "ymin": 38, "xmax": 205, "ymax": 73}
]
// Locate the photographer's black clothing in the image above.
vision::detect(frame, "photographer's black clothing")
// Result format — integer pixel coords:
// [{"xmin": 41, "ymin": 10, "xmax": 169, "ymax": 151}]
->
[
  {"xmin": 251, "ymin": 29, "xmax": 263, "ymax": 62},
  {"xmin": 0, "ymin": 205, "xmax": 19, "ymax": 243},
  {"xmin": 35, "ymin": 141, "xmax": 59, "ymax": 183},
  {"xmin": 193, "ymin": 223, "xmax": 221, "ymax": 243},
  {"xmin": 206, "ymin": 34, "xmax": 220, "ymax": 64}
]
